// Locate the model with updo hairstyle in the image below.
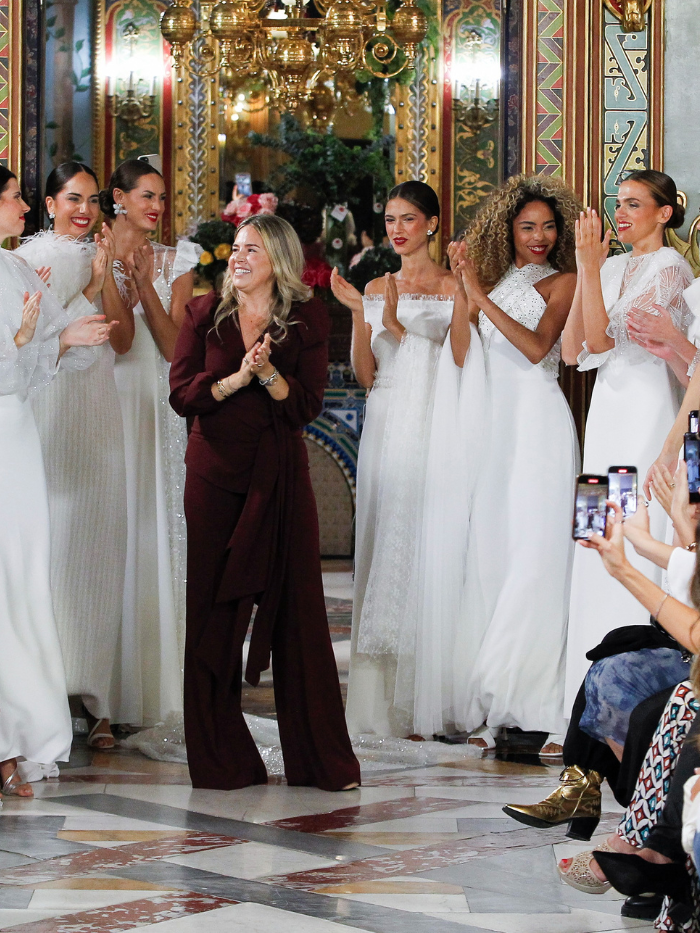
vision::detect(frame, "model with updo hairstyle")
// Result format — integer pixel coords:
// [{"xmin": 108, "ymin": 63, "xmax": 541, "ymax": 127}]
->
[
  {"xmin": 562, "ymin": 170, "xmax": 695, "ymax": 713},
  {"xmin": 15, "ymin": 160, "xmax": 133, "ymax": 758},
  {"xmin": 444, "ymin": 172, "xmax": 579, "ymax": 753},
  {"xmin": 107, "ymin": 158, "xmax": 202, "ymax": 728},
  {"xmin": 330, "ymin": 180, "xmax": 471, "ymax": 738}
]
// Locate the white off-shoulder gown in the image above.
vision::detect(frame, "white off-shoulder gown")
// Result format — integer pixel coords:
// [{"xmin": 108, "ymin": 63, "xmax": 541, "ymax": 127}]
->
[
  {"xmin": 111, "ymin": 240, "xmax": 200, "ymax": 727},
  {"xmin": 346, "ymin": 294, "xmax": 453, "ymax": 737}
]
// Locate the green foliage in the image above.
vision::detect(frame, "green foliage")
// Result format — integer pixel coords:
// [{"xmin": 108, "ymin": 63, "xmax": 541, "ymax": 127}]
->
[
  {"xmin": 346, "ymin": 245, "xmax": 401, "ymax": 292},
  {"xmin": 249, "ymin": 114, "xmax": 393, "ymax": 211}
]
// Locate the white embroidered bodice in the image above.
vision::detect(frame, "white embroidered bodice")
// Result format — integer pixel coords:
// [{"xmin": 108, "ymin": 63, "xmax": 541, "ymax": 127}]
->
[
  {"xmin": 362, "ymin": 293, "xmax": 454, "ymax": 388},
  {"xmin": 480, "ymin": 262, "xmax": 560, "ymax": 376}
]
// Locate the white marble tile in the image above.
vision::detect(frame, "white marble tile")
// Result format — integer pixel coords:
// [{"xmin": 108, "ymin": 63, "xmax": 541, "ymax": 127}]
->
[
  {"xmin": 322, "ymin": 571, "xmax": 354, "ymax": 600},
  {"xmin": 0, "ymin": 910, "xmax": 63, "ymax": 928},
  {"xmin": 335, "ymin": 892, "xmax": 470, "ymax": 912},
  {"xmin": 423, "ymin": 909, "xmax": 650, "ymax": 931},
  {"xmin": 347, "ymin": 816, "xmax": 461, "ymax": 833},
  {"xmin": 59, "ymin": 814, "xmax": 186, "ymax": 833},
  {"xmin": 28, "ymin": 889, "xmax": 163, "ymax": 910},
  {"xmin": 0, "ymin": 797, "xmax": 107, "ymax": 817},
  {"xmin": 31, "ymin": 782, "xmax": 108, "ymax": 799},
  {"xmin": 416, "ymin": 786, "xmax": 556, "ymax": 805},
  {"xmin": 165, "ymin": 841, "xmax": 338, "ymax": 880},
  {"xmin": 105, "ymin": 782, "xmax": 410, "ymax": 822},
  {"xmin": 134, "ymin": 902, "xmax": 373, "ymax": 932}
]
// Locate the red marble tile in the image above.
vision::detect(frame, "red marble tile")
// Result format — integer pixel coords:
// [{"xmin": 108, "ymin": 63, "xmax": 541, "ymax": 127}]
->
[
  {"xmin": 265, "ymin": 825, "xmax": 576, "ymax": 889},
  {"xmin": 0, "ymin": 833, "xmax": 244, "ymax": 887},
  {"xmin": 0, "ymin": 892, "xmax": 236, "ymax": 932},
  {"xmin": 267, "ymin": 794, "xmax": 472, "ymax": 832}
]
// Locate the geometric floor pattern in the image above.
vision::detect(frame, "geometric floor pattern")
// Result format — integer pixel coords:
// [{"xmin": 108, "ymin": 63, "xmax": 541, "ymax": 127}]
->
[{"xmin": 0, "ymin": 571, "xmax": 650, "ymax": 932}]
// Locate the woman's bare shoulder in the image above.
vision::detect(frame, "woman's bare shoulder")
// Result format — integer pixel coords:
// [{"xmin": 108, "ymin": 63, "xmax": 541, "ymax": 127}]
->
[{"xmin": 364, "ymin": 276, "xmax": 386, "ymax": 297}]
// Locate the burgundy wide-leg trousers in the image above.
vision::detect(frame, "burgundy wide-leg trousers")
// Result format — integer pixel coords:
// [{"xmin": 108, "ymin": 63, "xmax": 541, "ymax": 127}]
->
[{"xmin": 183, "ymin": 469, "xmax": 360, "ymax": 791}]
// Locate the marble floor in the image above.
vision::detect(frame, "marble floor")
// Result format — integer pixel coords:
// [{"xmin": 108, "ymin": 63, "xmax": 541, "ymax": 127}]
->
[{"xmin": 0, "ymin": 570, "xmax": 647, "ymax": 933}]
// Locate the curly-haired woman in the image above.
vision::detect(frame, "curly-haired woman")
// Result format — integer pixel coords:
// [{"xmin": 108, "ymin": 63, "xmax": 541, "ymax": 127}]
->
[
  {"xmin": 563, "ymin": 170, "xmax": 695, "ymax": 711},
  {"xmin": 449, "ymin": 174, "xmax": 582, "ymax": 753}
]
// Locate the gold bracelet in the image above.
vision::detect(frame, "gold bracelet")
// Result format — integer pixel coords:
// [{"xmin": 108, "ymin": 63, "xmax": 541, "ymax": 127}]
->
[{"xmin": 654, "ymin": 593, "xmax": 669, "ymax": 620}]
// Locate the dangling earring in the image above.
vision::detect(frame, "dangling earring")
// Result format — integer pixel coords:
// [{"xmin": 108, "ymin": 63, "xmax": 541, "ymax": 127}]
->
[{"xmin": 113, "ymin": 203, "xmax": 127, "ymax": 216}]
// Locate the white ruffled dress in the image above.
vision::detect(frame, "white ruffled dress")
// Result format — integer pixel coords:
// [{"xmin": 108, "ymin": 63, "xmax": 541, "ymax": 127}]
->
[
  {"xmin": 111, "ymin": 240, "xmax": 201, "ymax": 727},
  {"xmin": 16, "ymin": 232, "xmax": 127, "ymax": 722},
  {"xmin": 0, "ymin": 248, "xmax": 96, "ymax": 764},
  {"xmin": 565, "ymin": 247, "xmax": 694, "ymax": 707}
]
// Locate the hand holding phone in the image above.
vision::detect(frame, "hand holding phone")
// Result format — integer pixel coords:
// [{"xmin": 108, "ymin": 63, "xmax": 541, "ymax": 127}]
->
[{"xmin": 573, "ymin": 474, "xmax": 609, "ymax": 541}]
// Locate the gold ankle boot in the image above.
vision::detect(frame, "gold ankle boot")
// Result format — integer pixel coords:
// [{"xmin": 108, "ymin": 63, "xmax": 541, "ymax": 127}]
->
[{"xmin": 502, "ymin": 765, "xmax": 602, "ymax": 840}]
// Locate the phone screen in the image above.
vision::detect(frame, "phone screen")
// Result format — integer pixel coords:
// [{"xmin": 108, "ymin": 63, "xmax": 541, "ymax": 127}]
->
[
  {"xmin": 573, "ymin": 475, "xmax": 609, "ymax": 540},
  {"xmin": 690, "ymin": 411, "xmax": 699, "ymax": 435},
  {"xmin": 685, "ymin": 435, "xmax": 700, "ymax": 502},
  {"xmin": 235, "ymin": 172, "xmax": 252, "ymax": 198},
  {"xmin": 608, "ymin": 466, "xmax": 637, "ymax": 519}
]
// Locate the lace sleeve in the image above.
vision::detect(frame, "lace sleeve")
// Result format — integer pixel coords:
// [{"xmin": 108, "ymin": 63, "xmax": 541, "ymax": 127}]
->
[{"xmin": 633, "ymin": 264, "xmax": 695, "ymax": 335}]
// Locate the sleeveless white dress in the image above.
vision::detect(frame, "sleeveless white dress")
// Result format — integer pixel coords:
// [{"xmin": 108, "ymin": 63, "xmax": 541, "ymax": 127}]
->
[
  {"xmin": 16, "ymin": 233, "xmax": 127, "ymax": 721},
  {"xmin": 565, "ymin": 247, "xmax": 694, "ymax": 708},
  {"xmin": 453, "ymin": 263, "xmax": 578, "ymax": 735},
  {"xmin": 346, "ymin": 294, "xmax": 453, "ymax": 737},
  {"xmin": 111, "ymin": 240, "xmax": 200, "ymax": 727},
  {"xmin": 0, "ymin": 248, "xmax": 96, "ymax": 765}
]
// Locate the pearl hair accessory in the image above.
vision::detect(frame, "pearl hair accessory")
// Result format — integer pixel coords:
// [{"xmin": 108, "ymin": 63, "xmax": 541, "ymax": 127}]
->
[{"xmin": 113, "ymin": 203, "xmax": 127, "ymax": 216}]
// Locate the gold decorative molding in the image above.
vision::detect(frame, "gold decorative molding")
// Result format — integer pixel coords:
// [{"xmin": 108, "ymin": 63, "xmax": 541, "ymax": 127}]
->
[{"xmin": 603, "ymin": 0, "xmax": 652, "ymax": 33}]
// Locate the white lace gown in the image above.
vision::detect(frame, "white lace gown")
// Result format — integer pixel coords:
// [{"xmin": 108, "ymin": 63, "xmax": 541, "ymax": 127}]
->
[
  {"xmin": 565, "ymin": 247, "xmax": 694, "ymax": 709},
  {"xmin": 453, "ymin": 263, "xmax": 578, "ymax": 735},
  {"xmin": 0, "ymin": 248, "xmax": 96, "ymax": 765},
  {"xmin": 346, "ymin": 294, "xmax": 453, "ymax": 737},
  {"xmin": 111, "ymin": 240, "xmax": 200, "ymax": 727},
  {"xmin": 16, "ymin": 233, "xmax": 127, "ymax": 721}
]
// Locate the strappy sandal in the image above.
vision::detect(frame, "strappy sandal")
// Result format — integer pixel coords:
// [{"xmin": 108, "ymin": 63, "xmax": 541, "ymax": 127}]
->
[
  {"xmin": 540, "ymin": 733, "xmax": 565, "ymax": 758},
  {"xmin": 558, "ymin": 841, "xmax": 613, "ymax": 894},
  {"xmin": 87, "ymin": 718, "xmax": 115, "ymax": 750},
  {"xmin": 467, "ymin": 724, "xmax": 498, "ymax": 750},
  {"xmin": 1, "ymin": 767, "xmax": 34, "ymax": 798}
]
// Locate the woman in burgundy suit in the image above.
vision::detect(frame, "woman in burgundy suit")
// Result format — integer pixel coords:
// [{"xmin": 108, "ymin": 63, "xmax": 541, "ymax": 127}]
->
[{"xmin": 170, "ymin": 214, "xmax": 360, "ymax": 791}]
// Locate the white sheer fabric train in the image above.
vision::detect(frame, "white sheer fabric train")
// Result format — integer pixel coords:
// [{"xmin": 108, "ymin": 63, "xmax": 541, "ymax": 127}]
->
[
  {"xmin": 346, "ymin": 293, "xmax": 453, "ymax": 737},
  {"xmin": 111, "ymin": 239, "xmax": 200, "ymax": 727},
  {"xmin": 565, "ymin": 247, "xmax": 694, "ymax": 708}
]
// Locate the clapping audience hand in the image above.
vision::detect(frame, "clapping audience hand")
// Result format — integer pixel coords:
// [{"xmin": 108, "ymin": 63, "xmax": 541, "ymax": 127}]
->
[
  {"xmin": 575, "ymin": 208, "xmax": 612, "ymax": 271},
  {"xmin": 330, "ymin": 267, "xmax": 363, "ymax": 314},
  {"xmin": 14, "ymin": 290, "xmax": 42, "ymax": 348},
  {"xmin": 382, "ymin": 272, "xmax": 404, "ymax": 340},
  {"xmin": 128, "ymin": 243, "xmax": 155, "ymax": 290},
  {"xmin": 250, "ymin": 333, "xmax": 273, "ymax": 378},
  {"xmin": 35, "ymin": 266, "xmax": 51, "ymax": 285},
  {"xmin": 60, "ymin": 314, "xmax": 117, "ymax": 353},
  {"xmin": 650, "ymin": 462, "xmax": 677, "ymax": 518},
  {"xmin": 670, "ymin": 460, "xmax": 700, "ymax": 548}
]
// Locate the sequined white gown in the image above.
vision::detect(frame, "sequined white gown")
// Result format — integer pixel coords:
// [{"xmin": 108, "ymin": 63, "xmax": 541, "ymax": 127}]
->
[
  {"xmin": 456, "ymin": 263, "xmax": 578, "ymax": 735},
  {"xmin": 0, "ymin": 248, "xmax": 96, "ymax": 765},
  {"xmin": 565, "ymin": 248, "xmax": 694, "ymax": 708},
  {"xmin": 346, "ymin": 294, "xmax": 454, "ymax": 737},
  {"xmin": 16, "ymin": 233, "xmax": 127, "ymax": 721},
  {"xmin": 111, "ymin": 240, "xmax": 200, "ymax": 727}
]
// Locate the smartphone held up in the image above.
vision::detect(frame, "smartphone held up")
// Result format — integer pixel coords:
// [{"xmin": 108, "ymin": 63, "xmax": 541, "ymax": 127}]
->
[
  {"xmin": 573, "ymin": 475, "xmax": 609, "ymax": 541},
  {"xmin": 685, "ymin": 410, "xmax": 700, "ymax": 503},
  {"xmin": 608, "ymin": 466, "xmax": 637, "ymax": 519}
]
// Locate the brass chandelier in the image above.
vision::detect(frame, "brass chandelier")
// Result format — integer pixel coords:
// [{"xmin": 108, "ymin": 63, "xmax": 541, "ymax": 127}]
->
[{"xmin": 159, "ymin": 0, "xmax": 428, "ymax": 112}]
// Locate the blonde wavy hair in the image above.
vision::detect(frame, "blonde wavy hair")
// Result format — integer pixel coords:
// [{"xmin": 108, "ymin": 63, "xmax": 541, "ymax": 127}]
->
[
  {"xmin": 214, "ymin": 213, "xmax": 311, "ymax": 341},
  {"xmin": 464, "ymin": 174, "xmax": 583, "ymax": 290}
]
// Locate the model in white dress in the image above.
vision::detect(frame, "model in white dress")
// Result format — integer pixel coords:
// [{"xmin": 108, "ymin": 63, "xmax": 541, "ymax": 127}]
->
[
  {"xmin": 111, "ymin": 239, "xmax": 200, "ymax": 726},
  {"xmin": 331, "ymin": 181, "xmax": 462, "ymax": 737},
  {"xmin": 0, "ymin": 169, "xmax": 115, "ymax": 795},
  {"xmin": 562, "ymin": 176, "xmax": 695, "ymax": 709},
  {"xmin": 456, "ymin": 262, "xmax": 578, "ymax": 738},
  {"xmin": 16, "ymin": 231, "xmax": 128, "ymax": 738}
]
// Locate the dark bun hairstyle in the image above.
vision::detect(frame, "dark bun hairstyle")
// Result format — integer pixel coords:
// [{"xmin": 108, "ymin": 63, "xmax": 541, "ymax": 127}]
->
[
  {"xmin": 99, "ymin": 158, "xmax": 163, "ymax": 219},
  {"xmin": 624, "ymin": 169, "xmax": 685, "ymax": 230},
  {"xmin": 0, "ymin": 166, "xmax": 17, "ymax": 196},
  {"xmin": 45, "ymin": 161, "xmax": 99, "ymax": 202},
  {"xmin": 387, "ymin": 180, "xmax": 440, "ymax": 233}
]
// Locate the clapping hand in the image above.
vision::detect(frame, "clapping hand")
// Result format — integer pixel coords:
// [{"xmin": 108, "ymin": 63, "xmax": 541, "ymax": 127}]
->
[
  {"xmin": 250, "ymin": 333, "xmax": 273, "ymax": 379},
  {"xmin": 382, "ymin": 272, "xmax": 402, "ymax": 336},
  {"xmin": 575, "ymin": 208, "xmax": 612, "ymax": 272},
  {"xmin": 14, "ymin": 291, "xmax": 42, "ymax": 348},
  {"xmin": 35, "ymin": 267, "xmax": 51, "ymax": 285},
  {"xmin": 330, "ymin": 267, "xmax": 363, "ymax": 314},
  {"xmin": 627, "ymin": 304, "xmax": 679, "ymax": 360},
  {"xmin": 128, "ymin": 243, "xmax": 155, "ymax": 290},
  {"xmin": 454, "ymin": 253, "xmax": 485, "ymax": 304},
  {"xmin": 60, "ymin": 314, "xmax": 118, "ymax": 351}
]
